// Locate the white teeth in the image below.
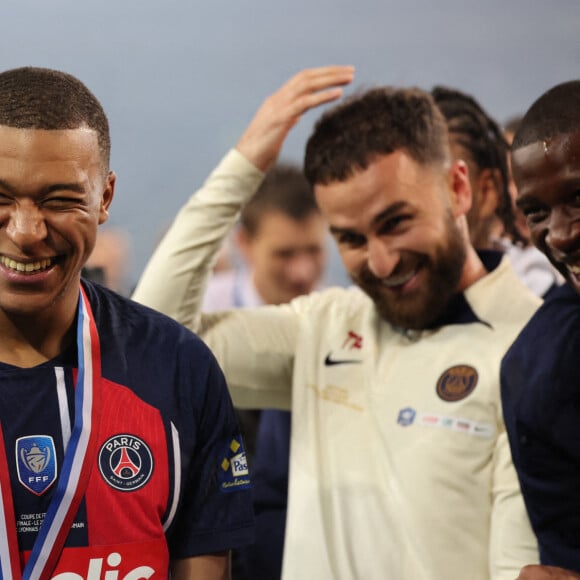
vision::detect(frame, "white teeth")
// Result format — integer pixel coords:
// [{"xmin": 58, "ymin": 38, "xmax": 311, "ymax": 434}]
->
[
  {"xmin": 0, "ymin": 256, "xmax": 52, "ymax": 273},
  {"xmin": 381, "ymin": 269, "xmax": 417, "ymax": 288},
  {"xmin": 568, "ymin": 265, "xmax": 580, "ymax": 276}
]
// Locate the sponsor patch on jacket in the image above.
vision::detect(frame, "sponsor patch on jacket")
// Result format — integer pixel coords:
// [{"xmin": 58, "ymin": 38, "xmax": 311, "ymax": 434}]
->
[
  {"xmin": 436, "ymin": 365, "xmax": 478, "ymax": 401},
  {"xmin": 396, "ymin": 411, "xmax": 494, "ymax": 438},
  {"xmin": 419, "ymin": 414, "xmax": 494, "ymax": 438},
  {"xmin": 16, "ymin": 435, "xmax": 57, "ymax": 495},
  {"xmin": 98, "ymin": 434, "xmax": 154, "ymax": 492},
  {"xmin": 397, "ymin": 407, "xmax": 416, "ymax": 427},
  {"xmin": 219, "ymin": 436, "xmax": 251, "ymax": 493}
]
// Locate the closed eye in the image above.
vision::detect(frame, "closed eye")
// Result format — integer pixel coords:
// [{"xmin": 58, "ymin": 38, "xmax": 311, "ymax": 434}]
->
[
  {"xmin": 0, "ymin": 193, "xmax": 13, "ymax": 206},
  {"xmin": 41, "ymin": 196, "xmax": 86, "ymax": 210},
  {"xmin": 377, "ymin": 214, "xmax": 411, "ymax": 235},
  {"xmin": 516, "ymin": 196, "xmax": 550, "ymax": 224}
]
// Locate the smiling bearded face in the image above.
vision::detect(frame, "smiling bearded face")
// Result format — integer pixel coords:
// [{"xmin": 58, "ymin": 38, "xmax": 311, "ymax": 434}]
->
[
  {"xmin": 314, "ymin": 151, "xmax": 469, "ymax": 330},
  {"xmin": 352, "ymin": 207, "xmax": 466, "ymax": 329}
]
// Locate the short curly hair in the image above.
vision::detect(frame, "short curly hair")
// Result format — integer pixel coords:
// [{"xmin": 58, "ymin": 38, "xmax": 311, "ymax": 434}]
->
[
  {"xmin": 0, "ymin": 66, "xmax": 110, "ymax": 170},
  {"xmin": 304, "ymin": 86, "xmax": 449, "ymax": 186}
]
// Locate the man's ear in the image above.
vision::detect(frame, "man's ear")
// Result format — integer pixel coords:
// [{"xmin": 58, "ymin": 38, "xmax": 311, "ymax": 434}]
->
[
  {"xmin": 474, "ymin": 168, "xmax": 500, "ymax": 220},
  {"xmin": 98, "ymin": 171, "xmax": 116, "ymax": 225},
  {"xmin": 448, "ymin": 160, "xmax": 472, "ymax": 218}
]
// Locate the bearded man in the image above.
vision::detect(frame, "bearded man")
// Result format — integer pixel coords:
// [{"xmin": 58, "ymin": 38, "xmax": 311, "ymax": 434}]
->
[{"xmin": 134, "ymin": 67, "xmax": 540, "ymax": 580}]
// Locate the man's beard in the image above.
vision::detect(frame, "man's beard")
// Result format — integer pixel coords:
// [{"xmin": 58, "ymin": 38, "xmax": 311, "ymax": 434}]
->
[{"xmin": 353, "ymin": 213, "xmax": 467, "ymax": 330}]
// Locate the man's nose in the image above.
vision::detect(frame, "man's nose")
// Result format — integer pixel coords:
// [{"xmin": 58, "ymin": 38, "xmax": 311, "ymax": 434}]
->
[
  {"xmin": 5, "ymin": 202, "xmax": 48, "ymax": 248},
  {"xmin": 288, "ymin": 254, "xmax": 320, "ymax": 285},
  {"xmin": 545, "ymin": 207, "xmax": 580, "ymax": 258},
  {"xmin": 367, "ymin": 238, "xmax": 398, "ymax": 279}
]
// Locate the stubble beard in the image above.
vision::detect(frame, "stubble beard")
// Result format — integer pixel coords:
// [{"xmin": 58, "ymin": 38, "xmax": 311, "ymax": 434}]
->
[{"xmin": 353, "ymin": 213, "xmax": 467, "ymax": 330}]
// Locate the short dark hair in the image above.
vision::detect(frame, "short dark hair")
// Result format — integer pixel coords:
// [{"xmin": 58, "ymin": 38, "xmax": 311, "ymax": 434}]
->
[
  {"xmin": 241, "ymin": 164, "xmax": 319, "ymax": 236},
  {"xmin": 0, "ymin": 66, "xmax": 110, "ymax": 169},
  {"xmin": 304, "ymin": 86, "xmax": 449, "ymax": 186},
  {"xmin": 512, "ymin": 80, "xmax": 580, "ymax": 151},
  {"xmin": 431, "ymin": 86, "xmax": 523, "ymax": 244}
]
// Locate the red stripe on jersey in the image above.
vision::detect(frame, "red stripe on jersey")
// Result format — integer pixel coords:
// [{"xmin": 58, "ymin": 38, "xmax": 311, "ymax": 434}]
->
[
  {"xmin": 84, "ymin": 378, "xmax": 170, "ymax": 545},
  {"xmin": 0, "ymin": 423, "xmax": 22, "ymax": 578}
]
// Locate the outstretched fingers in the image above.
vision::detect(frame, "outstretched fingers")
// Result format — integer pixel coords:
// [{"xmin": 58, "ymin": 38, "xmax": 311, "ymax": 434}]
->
[
  {"xmin": 236, "ymin": 65, "xmax": 355, "ymax": 172},
  {"xmin": 274, "ymin": 66, "xmax": 355, "ymax": 121}
]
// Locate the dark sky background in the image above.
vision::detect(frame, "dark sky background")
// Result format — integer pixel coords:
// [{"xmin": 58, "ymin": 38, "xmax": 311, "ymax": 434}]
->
[{"xmin": 2, "ymin": 0, "xmax": 579, "ymax": 286}]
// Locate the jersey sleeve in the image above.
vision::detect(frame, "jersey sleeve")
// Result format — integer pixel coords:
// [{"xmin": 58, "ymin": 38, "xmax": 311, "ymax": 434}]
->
[
  {"xmin": 199, "ymin": 303, "xmax": 301, "ymax": 410},
  {"xmin": 166, "ymin": 347, "xmax": 255, "ymax": 558},
  {"xmin": 487, "ymin": 407, "xmax": 539, "ymax": 578},
  {"xmin": 132, "ymin": 149, "xmax": 264, "ymax": 331},
  {"xmin": 133, "ymin": 149, "xmax": 299, "ymax": 409}
]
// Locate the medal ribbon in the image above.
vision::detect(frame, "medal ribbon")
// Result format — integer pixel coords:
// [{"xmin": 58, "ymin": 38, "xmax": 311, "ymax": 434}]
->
[
  {"xmin": 0, "ymin": 287, "xmax": 102, "ymax": 580},
  {"xmin": 0, "ymin": 426, "xmax": 21, "ymax": 580}
]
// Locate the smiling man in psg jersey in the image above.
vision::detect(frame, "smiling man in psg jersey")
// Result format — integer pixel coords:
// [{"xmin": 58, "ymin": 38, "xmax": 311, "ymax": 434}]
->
[
  {"xmin": 134, "ymin": 68, "xmax": 542, "ymax": 579},
  {"xmin": 0, "ymin": 67, "xmax": 255, "ymax": 579}
]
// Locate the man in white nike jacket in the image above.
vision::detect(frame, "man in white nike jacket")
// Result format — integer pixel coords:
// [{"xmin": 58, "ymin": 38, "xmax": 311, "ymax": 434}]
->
[{"xmin": 133, "ymin": 67, "xmax": 540, "ymax": 580}]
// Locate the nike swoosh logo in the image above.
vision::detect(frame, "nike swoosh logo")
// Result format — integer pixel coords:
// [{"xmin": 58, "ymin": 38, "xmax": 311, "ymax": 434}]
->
[{"xmin": 324, "ymin": 353, "xmax": 362, "ymax": 366}]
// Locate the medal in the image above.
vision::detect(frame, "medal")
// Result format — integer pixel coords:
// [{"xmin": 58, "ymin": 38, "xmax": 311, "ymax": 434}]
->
[{"xmin": 0, "ymin": 287, "xmax": 102, "ymax": 579}]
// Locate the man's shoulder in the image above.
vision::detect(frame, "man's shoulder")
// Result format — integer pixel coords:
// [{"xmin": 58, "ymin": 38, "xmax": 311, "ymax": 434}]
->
[
  {"xmin": 291, "ymin": 285, "xmax": 371, "ymax": 317},
  {"xmin": 511, "ymin": 284, "xmax": 580, "ymax": 352},
  {"xmin": 503, "ymin": 284, "xmax": 580, "ymax": 400},
  {"xmin": 84, "ymin": 281, "xmax": 210, "ymax": 357},
  {"xmin": 468, "ymin": 255, "xmax": 542, "ymax": 329}
]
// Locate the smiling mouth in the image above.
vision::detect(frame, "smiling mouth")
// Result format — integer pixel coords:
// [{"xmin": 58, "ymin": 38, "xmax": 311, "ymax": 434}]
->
[
  {"xmin": 0, "ymin": 256, "xmax": 54, "ymax": 274},
  {"xmin": 381, "ymin": 268, "xmax": 418, "ymax": 288},
  {"xmin": 568, "ymin": 264, "xmax": 580, "ymax": 277}
]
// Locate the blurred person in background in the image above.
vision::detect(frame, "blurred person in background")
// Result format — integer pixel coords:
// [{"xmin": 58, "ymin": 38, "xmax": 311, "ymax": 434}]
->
[
  {"xmin": 82, "ymin": 226, "xmax": 132, "ymax": 295},
  {"xmin": 432, "ymin": 87, "xmax": 562, "ymax": 298}
]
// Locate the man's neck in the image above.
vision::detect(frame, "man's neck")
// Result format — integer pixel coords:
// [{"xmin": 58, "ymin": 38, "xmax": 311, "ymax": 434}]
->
[
  {"xmin": 457, "ymin": 245, "xmax": 488, "ymax": 292},
  {"xmin": 249, "ymin": 273, "xmax": 270, "ymax": 306},
  {"xmin": 0, "ymin": 298, "xmax": 78, "ymax": 369}
]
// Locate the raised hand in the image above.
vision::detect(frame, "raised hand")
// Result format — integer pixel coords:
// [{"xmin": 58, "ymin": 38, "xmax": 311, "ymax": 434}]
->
[{"xmin": 236, "ymin": 65, "xmax": 355, "ymax": 172}]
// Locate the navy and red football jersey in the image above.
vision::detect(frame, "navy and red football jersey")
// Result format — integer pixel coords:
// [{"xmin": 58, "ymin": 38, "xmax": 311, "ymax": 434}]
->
[{"xmin": 0, "ymin": 281, "xmax": 253, "ymax": 577}]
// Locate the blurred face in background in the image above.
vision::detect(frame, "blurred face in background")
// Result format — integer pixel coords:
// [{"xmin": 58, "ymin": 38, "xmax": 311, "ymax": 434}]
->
[{"xmin": 238, "ymin": 209, "xmax": 327, "ymax": 305}]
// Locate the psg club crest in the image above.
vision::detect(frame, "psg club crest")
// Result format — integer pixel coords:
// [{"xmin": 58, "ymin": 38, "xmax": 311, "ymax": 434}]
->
[
  {"xmin": 16, "ymin": 435, "xmax": 57, "ymax": 495},
  {"xmin": 436, "ymin": 365, "xmax": 479, "ymax": 402},
  {"xmin": 98, "ymin": 434, "xmax": 154, "ymax": 492}
]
